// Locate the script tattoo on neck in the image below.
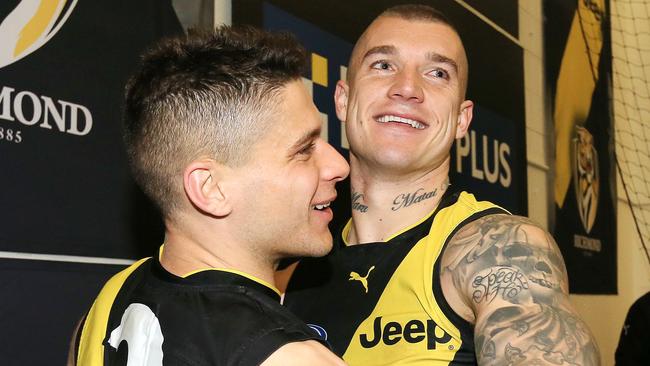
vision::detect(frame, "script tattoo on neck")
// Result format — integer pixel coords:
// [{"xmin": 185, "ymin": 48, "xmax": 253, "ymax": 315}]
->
[
  {"xmin": 392, "ymin": 188, "xmax": 437, "ymax": 211},
  {"xmin": 351, "ymin": 192, "xmax": 368, "ymax": 213}
]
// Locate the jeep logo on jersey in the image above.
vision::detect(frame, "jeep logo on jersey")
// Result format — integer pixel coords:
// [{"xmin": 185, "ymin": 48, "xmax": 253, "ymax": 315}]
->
[
  {"xmin": 360, "ymin": 316, "xmax": 452, "ymax": 350},
  {"xmin": 0, "ymin": 0, "xmax": 78, "ymax": 69}
]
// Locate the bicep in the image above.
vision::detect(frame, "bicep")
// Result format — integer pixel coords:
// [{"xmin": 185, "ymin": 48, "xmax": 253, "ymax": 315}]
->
[
  {"xmin": 261, "ymin": 340, "xmax": 346, "ymax": 366},
  {"xmin": 443, "ymin": 215, "xmax": 600, "ymax": 365}
]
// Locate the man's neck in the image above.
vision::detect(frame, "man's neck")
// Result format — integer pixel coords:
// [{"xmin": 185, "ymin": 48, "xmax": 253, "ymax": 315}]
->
[
  {"xmin": 346, "ymin": 158, "xmax": 451, "ymax": 245},
  {"xmin": 159, "ymin": 221, "xmax": 277, "ymax": 286}
]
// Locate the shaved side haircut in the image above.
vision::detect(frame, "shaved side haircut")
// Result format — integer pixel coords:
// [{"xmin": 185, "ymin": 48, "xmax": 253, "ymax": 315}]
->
[{"xmin": 124, "ymin": 26, "xmax": 307, "ymax": 216}]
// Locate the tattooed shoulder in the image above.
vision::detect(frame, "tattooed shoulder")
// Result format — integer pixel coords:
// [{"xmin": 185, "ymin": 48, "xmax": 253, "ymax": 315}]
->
[
  {"xmin": 442, "ymin": 214, "xmax": 568, "ymax": 290},
  {"xmin": 441, "ymin": 214, "xmax": 600, "ymax": 365}
]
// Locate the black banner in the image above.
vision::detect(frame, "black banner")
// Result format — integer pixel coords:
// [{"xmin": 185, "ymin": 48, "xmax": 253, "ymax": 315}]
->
[
  {"xmin": 0, "ymin": 1, "xmax": 181, "ymax": 259},
  {"xmin": 0, "ymin": 1, "xmax": 182, "ymax": 364},
  {"xmin": 546, "ymin": 0, "xmax": 617, "ymax": 294}
]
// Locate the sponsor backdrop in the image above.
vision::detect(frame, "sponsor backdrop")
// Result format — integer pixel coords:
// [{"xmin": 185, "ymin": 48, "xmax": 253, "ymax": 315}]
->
[
  {"xmin": 1, "ymin": 0, "xmax": 526, "ymax": 364},
  {"xmin": 545, "ymin": 0, "xmax": 617, "ymax": 294},
  {"xmin": 0, "ymin": 0, "xmax": 181, "ymax": 364},
  {"xmin": 233, "ymin": 0, "xmax": 527, "ymax": 233}
]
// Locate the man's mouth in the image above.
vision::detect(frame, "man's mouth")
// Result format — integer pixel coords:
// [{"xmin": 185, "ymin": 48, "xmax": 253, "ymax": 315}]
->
[
  {"xmin": 376, "ymin": 115, "xmax": 426, "ymax": 129},
  {"xmin": 312, "ymin": 202, "xmax": 331, "ymax": 211}
]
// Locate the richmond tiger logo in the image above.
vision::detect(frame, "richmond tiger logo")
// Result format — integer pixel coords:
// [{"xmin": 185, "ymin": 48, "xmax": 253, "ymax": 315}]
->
[
  {"xmin": 572, "ymin": 126, "xmax": 599, "ymax": 233},
  {"xmin": 0, "ymin": 0, "xmax": 78, "ymax": 69}
]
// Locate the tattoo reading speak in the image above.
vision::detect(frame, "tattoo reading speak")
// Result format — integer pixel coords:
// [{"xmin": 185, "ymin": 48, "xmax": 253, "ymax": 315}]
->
[{"xmin": 472, "ymin": 267, "xmax": 528, "ymax": 304}]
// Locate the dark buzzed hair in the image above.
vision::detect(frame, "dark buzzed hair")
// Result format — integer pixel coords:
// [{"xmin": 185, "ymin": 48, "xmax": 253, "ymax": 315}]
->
[{"xmin": 124, "ymin": 25, "xmax": 307, "ymax": 216}]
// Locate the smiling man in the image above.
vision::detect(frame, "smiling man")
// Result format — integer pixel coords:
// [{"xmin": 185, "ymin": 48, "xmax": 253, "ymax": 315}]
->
[
  {"xmin": 71, "ymin": 26, "xmax": 348, "ymax": 365},
  {"xmin": 283, "ymin": 5, "xmax": 600, "ymax": 365}
]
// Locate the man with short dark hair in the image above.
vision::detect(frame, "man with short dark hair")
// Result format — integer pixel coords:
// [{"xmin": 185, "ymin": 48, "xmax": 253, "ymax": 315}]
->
[
  {"xmin": 72, "ymin": 26, "xmax": 348, "ymax": 365},
  {"xmin": 283, "ymin": 5, "xmax": 600, "ymax": 365}
]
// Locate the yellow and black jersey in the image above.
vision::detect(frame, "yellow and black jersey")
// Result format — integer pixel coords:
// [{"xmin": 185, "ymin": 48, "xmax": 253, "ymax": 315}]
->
[
  {"xmin": 284, "ymin": 190, "xmax": 508, "ymax": 365},
  {"xmin": 74, "ymin": 251, "xmax": 323, "ymax": 366}
]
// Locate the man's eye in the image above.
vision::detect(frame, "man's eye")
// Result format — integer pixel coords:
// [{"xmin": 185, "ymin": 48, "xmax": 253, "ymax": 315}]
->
[
  {"xmin": 298, "ymin": 142, "xmax": 316, "ymax": 156},
  {"xmin": 430, "ymin": 68, "xmax": 449, "ymax": 79},
  {"xmin": 371, "ymin": 61, "xmax": 392, "ymax": 71}
]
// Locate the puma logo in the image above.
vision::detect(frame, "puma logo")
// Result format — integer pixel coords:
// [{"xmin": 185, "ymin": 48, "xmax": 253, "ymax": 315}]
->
[{"xmin": 349, "ymin": 266, "xmax": 375, "ymax": 293}]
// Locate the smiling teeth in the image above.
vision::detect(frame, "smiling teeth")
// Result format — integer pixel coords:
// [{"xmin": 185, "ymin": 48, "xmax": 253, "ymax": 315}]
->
[
  {"xmin": 314, "ymin": 202, "xmax": 331, "ymax": 210},
  {"xmin": 377, "ymin": 115, "xmax": 425, "ymax": 129}
]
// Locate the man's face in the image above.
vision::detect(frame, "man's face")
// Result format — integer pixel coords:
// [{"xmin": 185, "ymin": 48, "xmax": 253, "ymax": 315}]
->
[
  {"xmin": 232, "ymin": 80, "xmax": 349, "ymax": 260},
  {"xmin": 337, "ymin": 16, "xmax": 473, "ymax": 175}
]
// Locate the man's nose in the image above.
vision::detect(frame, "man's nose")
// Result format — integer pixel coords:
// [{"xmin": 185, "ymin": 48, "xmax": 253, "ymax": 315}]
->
[
  {"xmin": 387, "ymin": 68, "xmax": 424, "ymax": 103},
  {"xmin": 319, "ymin": 140, "xmax": 350, "ymax": 183}
]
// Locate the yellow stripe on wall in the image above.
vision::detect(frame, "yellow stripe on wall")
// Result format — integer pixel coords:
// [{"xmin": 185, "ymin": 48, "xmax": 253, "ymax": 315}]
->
[{"xmin": 312, "ymin": 52, "xmax": 328, "ymax": 87}]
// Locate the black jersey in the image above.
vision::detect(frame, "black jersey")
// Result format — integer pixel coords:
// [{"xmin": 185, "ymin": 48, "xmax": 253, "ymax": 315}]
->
[
  {"xmin": 616, "ymin": 292, "xmax": 650, "ymax": 365},
  {"xmin": 284, "ymin": 191, "xmax": 507, "ymax": 365},
  {"xmin": 75, "ymin": 252, "xmax": 323, "ymax": 365}
]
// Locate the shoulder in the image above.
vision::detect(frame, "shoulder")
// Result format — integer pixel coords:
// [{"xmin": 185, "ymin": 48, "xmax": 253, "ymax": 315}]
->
[
  {"xmin": 82, "ymin": 256, "xmax": 152, "ymax": 326},
  {"xmin": 632, "ymin": 291, "xmax": 650, "ymax": 310},
  {"xmin": 220, "ymin": 298, "xmax": 327, "ymax": 365},
  {"xmin": 625, "ymin": 292, "xmax": 650, "ymax": 323},
  {"xmin": 191, "ymin": 286, "xmax": 324, "ymax": 362},
  {"xmin": 73, "ymin": 258, "xmax": 152, "ymax": 366},
  {"xmin": 442, "ymin": 214, "xmax": 563, "ymax": 277},
  {"xmin": 441, "ymin": 214, "xmax": 601, "ymax": 365}
]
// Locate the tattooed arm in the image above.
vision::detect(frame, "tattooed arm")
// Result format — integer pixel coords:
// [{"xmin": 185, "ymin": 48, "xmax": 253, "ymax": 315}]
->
[{"xmin": 440, "ymin": 214, "xmax": 600, "ymax": 366}]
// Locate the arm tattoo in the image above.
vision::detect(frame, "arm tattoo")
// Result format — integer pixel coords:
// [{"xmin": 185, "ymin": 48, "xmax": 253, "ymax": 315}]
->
[
  {"xmin": 443, "ymin": 215, "xmax": 600, "ymax": 365},
  {"xmin": 471, "ymin": 267, "xmax": 528, "ymax": 304},
  {"xmin": 351, "ymin": 192, "xmax": 368, "ymax": 213}
]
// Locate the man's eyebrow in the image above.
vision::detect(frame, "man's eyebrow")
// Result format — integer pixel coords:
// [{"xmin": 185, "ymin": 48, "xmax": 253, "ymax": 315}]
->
[
  {"xmin": 362, "ymin": 45, "xmax": 397, "ymax": 61},
  {"xmin": 426, "ymin": 52, "xmax": 458, "ymax": 74},
  {"xmin": 290, "ymin": 128, "xmax": 321, "ymax": 151}
]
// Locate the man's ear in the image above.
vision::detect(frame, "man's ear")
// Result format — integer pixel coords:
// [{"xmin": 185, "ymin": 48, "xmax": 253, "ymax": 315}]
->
[
  {"xmin": 183, "ymin": 159, "xmax": 232, "ymax": 217},
  {"xmin": 455, "ymin": 100, "xmax": 474, "ymax": 139},
  {"xmin": 334, "ymin": 80, "xmax": 349, "ymax": 123}
]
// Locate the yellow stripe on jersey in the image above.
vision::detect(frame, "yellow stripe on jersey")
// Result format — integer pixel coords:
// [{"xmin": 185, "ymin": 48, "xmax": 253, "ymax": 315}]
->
[
  {"xmin": 342, "ymin": 192, "xmax": 503, "ymax": 365},
  {"xmin": 159, "ymin": 243, "xmax": 281, "ymax": 295},
  {"xmin": 77, "ymin": 257, "xmax": 150, "ymax": 365}
]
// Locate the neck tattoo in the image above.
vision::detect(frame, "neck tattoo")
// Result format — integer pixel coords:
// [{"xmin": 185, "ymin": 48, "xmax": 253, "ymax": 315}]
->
[
  {"xmin": 392, "ymin": 188, "xmax": 438, "ymax": 211},
  {"xmin": 352, "ymin": 192, "xmax": 369, "ymax": 213}
]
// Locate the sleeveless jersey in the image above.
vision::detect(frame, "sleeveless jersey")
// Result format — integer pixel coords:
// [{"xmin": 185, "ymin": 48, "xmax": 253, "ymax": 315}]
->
[
  {"xmin": 75, "ymin": 252, "xmax": 323, "ymax": 365},
  {"xmin": 284, "ymin": 191, "xmax": 508, "ymax": 365}
]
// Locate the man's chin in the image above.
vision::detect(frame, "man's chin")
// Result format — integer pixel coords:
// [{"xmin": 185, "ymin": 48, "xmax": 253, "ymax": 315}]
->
[{"xmin": 302, "ymin": 236, "xmax": 334, "ymax": 258}]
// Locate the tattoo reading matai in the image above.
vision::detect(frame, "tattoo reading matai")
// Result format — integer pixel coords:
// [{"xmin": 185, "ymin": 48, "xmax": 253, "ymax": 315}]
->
[{"xmin": 392, "ymin": 188, "xmax": 437, "ymax": 211}]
